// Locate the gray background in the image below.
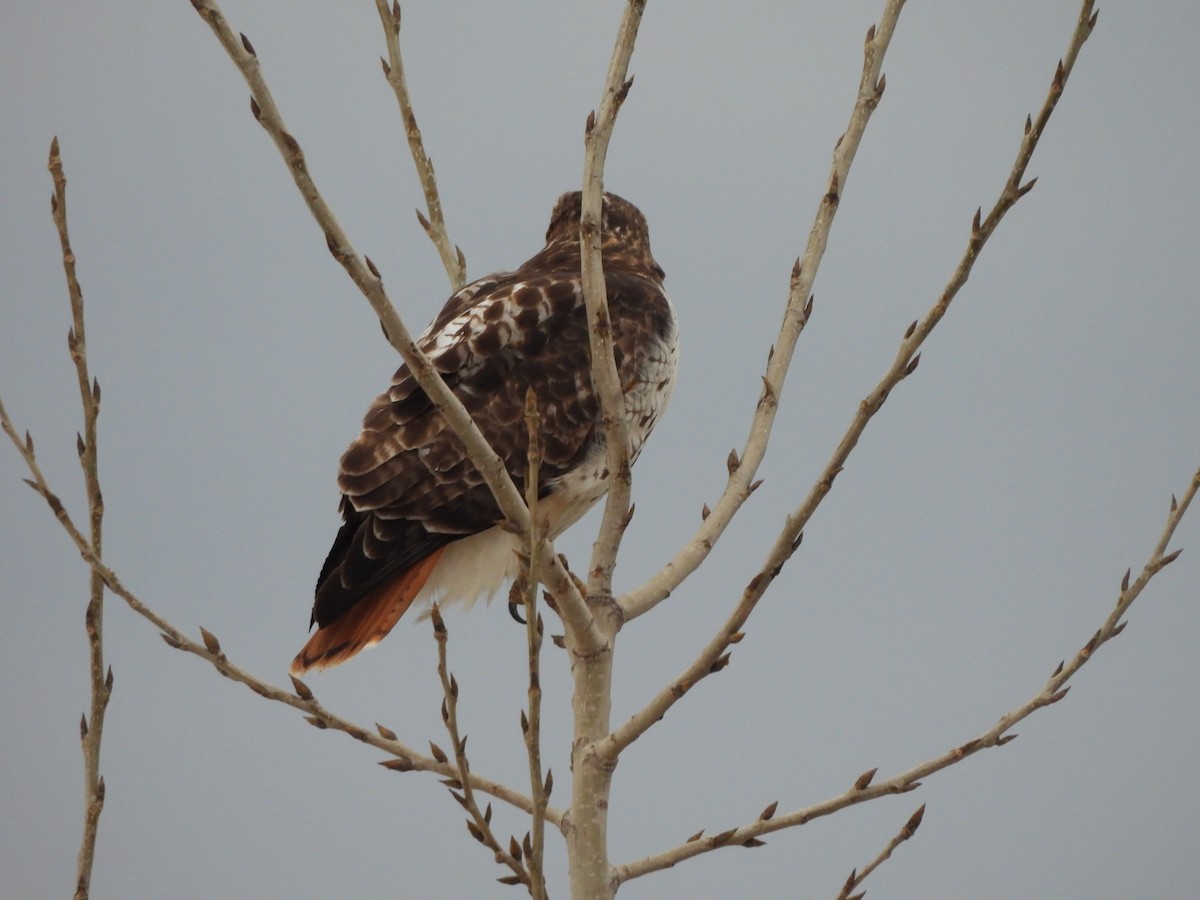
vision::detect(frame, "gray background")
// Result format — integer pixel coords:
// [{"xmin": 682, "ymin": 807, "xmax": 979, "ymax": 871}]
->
[{"xmin": 3, "ymin": 2, "xmax": 1198, "ymax": 898}]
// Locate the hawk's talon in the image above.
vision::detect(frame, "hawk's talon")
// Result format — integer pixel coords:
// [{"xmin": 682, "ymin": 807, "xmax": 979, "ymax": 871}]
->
[{"xmin": 508, "ymin": 599, "xmax": 528, "ymax": 625}]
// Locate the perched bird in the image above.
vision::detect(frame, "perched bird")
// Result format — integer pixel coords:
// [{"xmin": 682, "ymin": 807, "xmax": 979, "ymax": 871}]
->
[{"xmin": 292, "ymin": 192, "xmax": 677, "ymax": 674}]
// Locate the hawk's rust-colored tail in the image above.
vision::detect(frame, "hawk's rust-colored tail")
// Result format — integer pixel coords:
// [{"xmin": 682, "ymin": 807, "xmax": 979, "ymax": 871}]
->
[{"xmin": 290, "ymin": 548, "xmax": 446, "ymax": 675}]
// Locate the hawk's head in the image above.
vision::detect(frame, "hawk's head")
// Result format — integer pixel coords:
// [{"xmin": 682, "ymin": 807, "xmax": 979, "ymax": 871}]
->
[{"xmin": 544, "ymin": 191, "xmax": 661, "ymax": 278}]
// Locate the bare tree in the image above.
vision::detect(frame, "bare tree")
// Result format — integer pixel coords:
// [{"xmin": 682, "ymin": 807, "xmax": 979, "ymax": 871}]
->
[{"xmin": 2, "ymin": 2, "xmax": 1196, "ymax": 898}]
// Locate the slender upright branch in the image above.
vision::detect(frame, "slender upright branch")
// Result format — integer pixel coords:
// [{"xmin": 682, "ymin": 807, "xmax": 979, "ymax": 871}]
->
[
  {"xmin": 615, "ymin": 461, "xmax": 1195, "ymax": 884},
  {"xmin": 620, "ymin": 0, "xmax": 906, "ymax": 621},
  {"xmin": 521, "ymin": 390, "xmax": 550, "ymax": 900},
  {"xmin": 567, "ymin": 5, "xmax": 647, "ymax": 898},
  {"xmin": 373, "ymin": 0, "xmax": 466, "ymax": 291},
  {"xmin": 430, "ymin": 607, "xmax": 531, "ymax": 887},
  {"xmin": 737, "ymin": 0, "xmax": 1100, "ymax": 635},
  {"xmin": 579, "ymin": 0, "xmax": 645, "ymax": 601},
  {"xmin": 187, "ymin": 0, "xmax": 602, "ymax": 655},
  {"xmin": 40, "ymin": 137, "xmax": 111, "ymax": 900}
]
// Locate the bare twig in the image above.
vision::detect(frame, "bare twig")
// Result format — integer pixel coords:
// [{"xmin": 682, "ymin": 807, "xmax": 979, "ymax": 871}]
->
[
  {"xmin": 1038, "ymin": 463, "xmax": 1197, "ymax": 701},
  {"xmin": 579, "ymin": 0, "xmax": 646, "ymax": 603},
  {"xmin": 430, "ymin": 607, "xmax": 531, "ymax": 887},
  {"xmin": 620, "ymin": 0, "xmax": 905, "ymax": 621},
  {"xmin": 187, "ymin": 0, "xmax": 602, "ymax": 655},
  {"xmin": 521, "ymin": 390, "xmax": 549, "ymax": 900},
  {"xmin": 834, "ymin": 805, "xmax": 925, "ymax": 900},
  {"xmin": 615, "ymin": 460, "xmax": 1196, "ymax": 884},
  {"xmin": 39, "ymin": 137, "xmax": 111, "ymax": 900},
  {"xmin": 373, "ymin": 0, "xmax": 466, "ymax": 291},
  {"xmin": 737, "ymin": 0, "xmax": 1100, "ymax": 655},
  {"xmin": 600, "ymin": 0, "xmax": 906, "ymax": 758}
]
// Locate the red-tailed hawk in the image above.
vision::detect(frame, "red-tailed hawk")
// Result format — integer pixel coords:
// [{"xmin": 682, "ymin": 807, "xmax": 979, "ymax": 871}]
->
[{"xmin": 292, "ymin": 192, "xmax": 677, "ymax": 674}]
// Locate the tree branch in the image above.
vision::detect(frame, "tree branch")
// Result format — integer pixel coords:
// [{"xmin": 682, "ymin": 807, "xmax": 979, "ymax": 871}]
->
[
  {"xmin": 373, "ymin": 0, "xmax": 466, "ymax": 291},
  {"xmin": 39, "ymin": 136, "xmax": 111, "ymax": 900},
  {"xmin": 520, "ymin": 390, "xmax": 550, "ymax": 900},
  {"xmin": 600, "ymin": 0, "xmax": 905, "ymax": 758},
  {"xmin": 429, "ymin": 606, "xmax": 532, "ymax": 887},
  {"xmin": 833, "ymin": 805, "xmax": 925, "ymax": 900},
  {"xmin": 579, "ymin": 0, "xmax": 645, "ymax": 604},
  {"xmin": 620, "ymin": 0, "xmax": 906, "ymax": 621},
  {"xmin": 614, "ymin": 460, "xmax": 1196, "ymax": 884},
  {"xmin": 732, "ymin": 0, "xmax": 1100, "ymax": 644}
]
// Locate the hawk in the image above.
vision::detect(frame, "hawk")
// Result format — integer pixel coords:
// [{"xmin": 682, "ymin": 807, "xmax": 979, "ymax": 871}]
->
[{"xmin": 291, "ymin": 192, "xmax": 677, "ymax": 674}]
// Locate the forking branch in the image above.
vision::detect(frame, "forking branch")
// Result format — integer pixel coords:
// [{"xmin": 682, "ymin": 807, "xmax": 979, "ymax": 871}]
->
[
  {"xmin": 597, "ymin": 0, "xmax": 904, "ymax": 763},
  {"xmin": 605, "ymin": 0, "xmax": 1099, "ymax": 760},
  {"xmin": 623, "ymin": 0, "xmax": 1096, "ymax": 622},
  {"xmin": 619, "ymin": 0, "xmax": 906, "ymax": 621}
]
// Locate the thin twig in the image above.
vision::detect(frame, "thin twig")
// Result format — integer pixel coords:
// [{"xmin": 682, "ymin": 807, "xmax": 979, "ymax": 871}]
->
[
  {"xmin": 430, "ymin": 607, "xmax": 532, "ymax": 887},
  {"xmin": 620, "ymin": 0, "xmax": 905, "ymax": 621},
  {"xmin": 833, "ymin": 805, "xmax": 925, "ymax": 900},
  {"xmin": 373, "ymin": 0, "xmax": 466, "ymax": 291},
  {"xmin": 599, "ymin": 0, "xmax": 906, "ymax": 759},
  {"xmin": 579, "ymin": 0, "xmax": 646, "ymax": 603},
  {"xmin": 605, "ymin": 0, "xmax": 1097, "ymax": 760},
  {"xmin": 43, "ymin": 137, "xmax": 110, "ymax": 900},
  {"xmin": 187, "ymin": 0, "xmax": 602, "ymax": 655},
  {"xmin": 521, "ymin": 390, "xmax": 549, "ymax": 900},
  {"xmin": 614, "ymin": 460, "xmax": 1196, "ymax": 884}
]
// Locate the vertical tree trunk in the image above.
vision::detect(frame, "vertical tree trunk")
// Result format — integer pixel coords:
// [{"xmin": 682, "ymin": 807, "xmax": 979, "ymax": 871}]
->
[{"xmin": 567, "ymin": 601, "xmax": 621, "ymax": 899}]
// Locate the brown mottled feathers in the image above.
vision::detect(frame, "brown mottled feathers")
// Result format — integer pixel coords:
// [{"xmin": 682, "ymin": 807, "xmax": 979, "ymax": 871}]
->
[{"xmin": 291, "ymin": 192, "xmax": 677, "ymax": 674}]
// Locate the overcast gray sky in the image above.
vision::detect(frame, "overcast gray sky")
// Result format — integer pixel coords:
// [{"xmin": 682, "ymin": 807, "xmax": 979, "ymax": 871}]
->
[{"xmin": 3, "ymin": 2, "xmax": 1198, "ymax": 898}]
